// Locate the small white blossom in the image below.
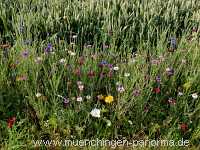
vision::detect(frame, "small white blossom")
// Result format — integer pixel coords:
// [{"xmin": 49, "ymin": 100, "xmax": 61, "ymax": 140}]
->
[
  {"xmin": 178, "ymin": 92, "xmax": 183, "ymax": 96},
  {"xmin": 78, "ymin": 85, "xmax": 84, "ymax": 91},
  {"xmin": 128, "ymin": 120, "xmax": 133, "ymax": 125},
  {"xmin": 44, "ymin": 120, "xmax": 49, "ymax": 127},
  {"xmin": 59, "ymin": 58, "xmax": 66, "ymax": 64},
  {"xmin": 115, "ymin": 82, "xmax": 121, "ymax": 86},
  {"xmin": 36, "ymin": 93, "xmax": 42, "ymax": 98},
  {"xmin": 68, "ymin": 51, "xmax": 76, "ymax": 56},
  {"xmin": 124, "ymin": 73, "xmax": 130, "ymax": 77},
  {"xmin": 77, "ymin": 81, "xmax": 82, "ymax": 85},
  {"xmin": 35, "ymin": 57, "xmax": 43, "ymax": 64},
  {"xmin": 76, "ymin": 96, "xmax": 83, "ymax": 102},
  {"xmin": 86, "ymin": 95, "xmax": 91, "ymax": 100},
  {"xmin": 113, "ymin": 66, "xmax": 119, "ymax": 71},
  {"xmin": 106, "ymin": 120, "xmax": 111, "ymax": 127},
  {"xmin": 90, "ymin": 108, "xmax": 101, "ymax": 118},
  {"xmin": 166, "ymin": 67, "xmax": 171, "ymax": 72},
  {"xmin": 192, "ymin": 93, "xmax": 198, "ymax": 99},
  {"xmin": 72, "ymin": 35, "xmax": 78, "ymax": 39}
]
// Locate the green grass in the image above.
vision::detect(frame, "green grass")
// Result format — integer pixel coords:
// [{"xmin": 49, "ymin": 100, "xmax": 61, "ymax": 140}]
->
[{"xmin": 0, "ymin": 0, "xmax": 200, "ymax": 149}]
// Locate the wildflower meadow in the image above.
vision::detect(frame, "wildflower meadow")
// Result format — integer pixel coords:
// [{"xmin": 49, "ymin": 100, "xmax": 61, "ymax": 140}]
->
[{"xmin": 0, "ymin": 0, "xmax": 200, "ymax": 149}]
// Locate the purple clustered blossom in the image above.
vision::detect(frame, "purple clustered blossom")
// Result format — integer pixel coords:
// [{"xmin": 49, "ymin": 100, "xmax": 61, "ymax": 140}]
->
[{"xmin": 44, "ymin": 43, "xmax": 53, "ymax": 53}]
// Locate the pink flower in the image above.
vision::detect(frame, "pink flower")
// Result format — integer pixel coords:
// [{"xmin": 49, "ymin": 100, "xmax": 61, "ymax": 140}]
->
[
  {"xmin": 133, "ymin": 89, "xmax": 141, "ymax": 97},
  {"xmin": 117, "ymin": 85, "xmax": 125, "ymax": 93},
  {"xmin": 168, "ymin": 98, "xmax": 176, "ymax": 105}
]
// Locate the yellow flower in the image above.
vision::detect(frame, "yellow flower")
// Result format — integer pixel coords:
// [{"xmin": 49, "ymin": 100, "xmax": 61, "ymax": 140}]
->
[
  {"xmin": 104, "ymin": 95, "xmax": 114, "ymax": 104},
  {"xmin": 183, "ymin": 82, "xmax": 191, "ymax": 91}
]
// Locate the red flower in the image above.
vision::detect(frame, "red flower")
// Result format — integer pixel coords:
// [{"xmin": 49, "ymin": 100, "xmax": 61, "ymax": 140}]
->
[
  {"xmin": 87, "ymin": 70, "xmax": 95, "ymax": 78},
  {"xmin": 7, "ymin": 116, "xmax": 16, "ymax": 128},
  {"xmin": 153, "ymin": 87, "xmax": 161, "ymax": 94},
  {"xmin": 180, "ymin": 123, "xmax": 188, "ymax": 133}
]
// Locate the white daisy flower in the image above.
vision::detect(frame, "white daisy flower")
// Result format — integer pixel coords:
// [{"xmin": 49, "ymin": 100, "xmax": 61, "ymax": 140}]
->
[{"xmin": 90, "ymin": 108, "xmax": 100, "ymax": 118}]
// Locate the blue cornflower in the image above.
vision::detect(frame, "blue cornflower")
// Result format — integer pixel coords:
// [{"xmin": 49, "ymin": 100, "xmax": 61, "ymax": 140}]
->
[{"xmin": 99, "ymin": 60, "xmax": 108, "ymax": 67}]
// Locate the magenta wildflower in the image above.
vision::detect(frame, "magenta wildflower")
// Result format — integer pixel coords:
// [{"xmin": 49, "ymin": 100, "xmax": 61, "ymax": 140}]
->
[
  {"xmin": 21, "ymin": 50, "xmax": 29, "ymax": 58},
  {"xmin": 155, "ymin": 76, "xmax": 161, "ymax": 83},
  {"xmin": 133, "ymin": 89, "xmax": 141, "ymax": 97},
  {"xmin": 117, "ymin": 85, "xmax": 125, "ymax": 93},
  {"xmin": 100, "ymin": 72, "xmax": 106, "ymax": 78},
  {"xmin": 107, "ymin": 64, "xmax": 113, "ymax": 69},
  {"xmin": 63, "ymin": 98, "xmax": 70, "ymax": 108}
]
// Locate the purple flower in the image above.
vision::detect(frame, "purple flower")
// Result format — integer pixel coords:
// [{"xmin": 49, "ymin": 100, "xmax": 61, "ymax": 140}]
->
[
  {"xmin": 107, "ymin": 64, "xmax": 113, "ymax": 69},
  {"xmin": 155, "ymin": 76, "xmax": 161, "ymax": 83},
  {"xmin": 100, "ymin": 72, "xmax": 106, "ymax": 78},
  {"xmin": 21, "ymin": 50, "xmax": 29, "ymax": 58},
  {"xmin": 63, "ymin": 98, "xmax": 70, "ymax": 108},
  {"xmin": 44, "ymin": 43, "xmax": 52, "ymax": 53},
  {"xmin": 133, "ymin": 89, "xmax": 141, "ymax": 97}
]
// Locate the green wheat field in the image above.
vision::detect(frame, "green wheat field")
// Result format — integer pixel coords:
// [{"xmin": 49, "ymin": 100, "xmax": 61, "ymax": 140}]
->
[{"xmin": 0, "ymin": 0, "xmax": 200, "ymax": 149}]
